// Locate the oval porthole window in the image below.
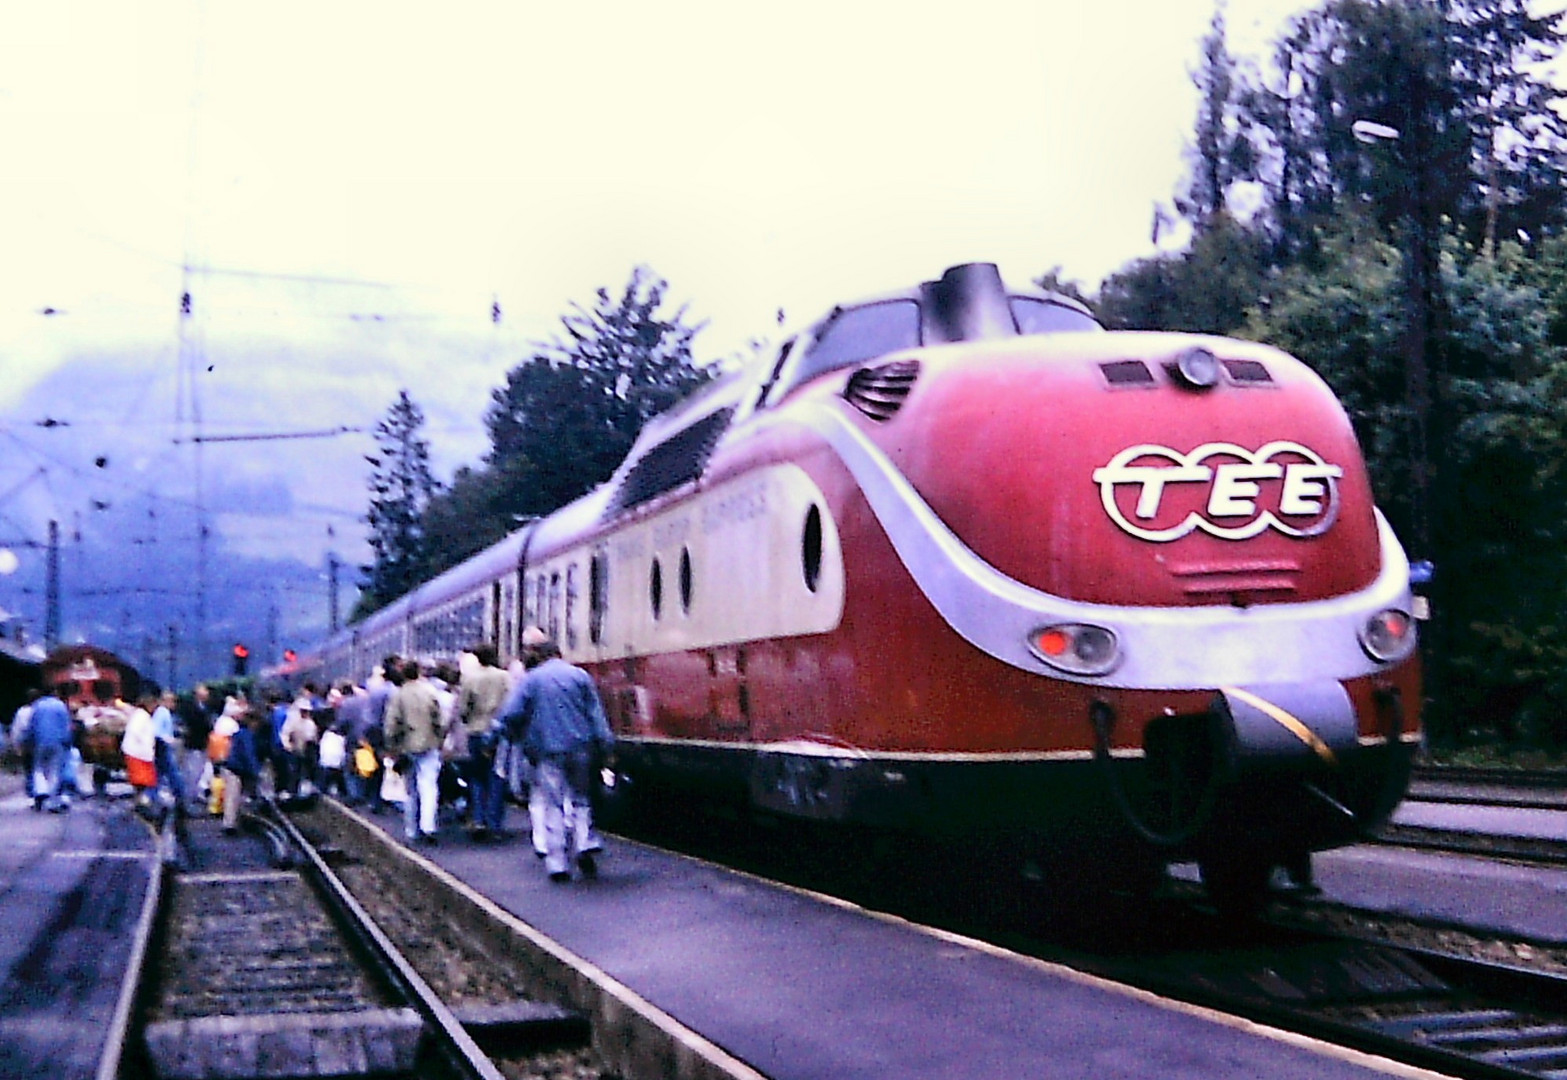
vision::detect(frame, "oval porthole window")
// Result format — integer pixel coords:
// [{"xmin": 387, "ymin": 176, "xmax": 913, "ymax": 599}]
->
[
  {"xmin": 679, "ymin": 547, "xmax": 693, "ymax": 613},
  {"xmin": 802, "ymin": 505, "xmax": 823, "ymax": 593},
  {"xmin": 650, "ymin": 557, "xmax": 664, "ymax": 620}
]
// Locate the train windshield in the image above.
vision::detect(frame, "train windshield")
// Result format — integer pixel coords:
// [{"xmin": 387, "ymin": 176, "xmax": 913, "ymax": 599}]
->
[
  {"xmin": 1009, "ymin": 297, "xmax": 1101, "ymax": 334},
  {"xmin": 771, "ymin": 300, "xmax": 920, "ymax": 401}
]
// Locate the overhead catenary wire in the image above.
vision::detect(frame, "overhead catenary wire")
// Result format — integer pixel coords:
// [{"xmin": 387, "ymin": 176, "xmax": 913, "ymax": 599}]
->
[{"xmin": 171, "ymin": 426, "xmax": 363, "ymax": 444}]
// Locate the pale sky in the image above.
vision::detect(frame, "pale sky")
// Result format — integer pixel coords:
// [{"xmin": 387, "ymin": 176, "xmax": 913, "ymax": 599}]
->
[{"xmin": 0, "ymin": 0, "xmax": 1313, "ymax": 642}]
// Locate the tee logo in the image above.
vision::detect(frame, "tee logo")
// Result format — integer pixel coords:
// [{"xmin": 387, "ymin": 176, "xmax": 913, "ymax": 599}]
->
[{"xmin": 1092, "ymin": 441, "xmax": 1343, "ymax": 542}]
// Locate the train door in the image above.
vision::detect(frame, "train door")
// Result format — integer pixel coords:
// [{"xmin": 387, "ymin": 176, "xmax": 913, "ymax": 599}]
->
[
  {"xmin": 501, "ymin": 578, "xmax": 517, "ymax": 661},
  {"xmin": 490, "ymin": 582, "xmax": 502, "ymax": 648},
  {"xmin": 709, "ymin": 645, "xmax": 750, "ymax": 735},
  {"xmin": 565, "ymin": 563, "xmax": 580, "ymax": 653}
]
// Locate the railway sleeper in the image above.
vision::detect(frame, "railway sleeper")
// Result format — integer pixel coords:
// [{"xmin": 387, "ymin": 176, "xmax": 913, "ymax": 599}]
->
[{"xmin": 141, "ymin": 1006, "xmax": 424, "ymax": 1079}]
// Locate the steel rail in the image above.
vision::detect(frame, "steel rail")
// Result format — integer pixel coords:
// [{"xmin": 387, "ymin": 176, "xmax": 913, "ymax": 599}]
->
[
  {"xmin": 1373, "ymin": 824, "xmax": 1567, "ymax": 866},
  {"xmin": 1412, "ymin": 765, "xmax": 1567, "ymax": 791},
  {"xmin": 1058, "ymin": 935, "xmax": 1567, "ymax": 1080},
  {"xmin": 260, "ymin": 799, "xmax": 507, "ymax": 1080},
  {"xmin": 93, "ymin": 810, "xmax": 174, "ymax": 1080}
]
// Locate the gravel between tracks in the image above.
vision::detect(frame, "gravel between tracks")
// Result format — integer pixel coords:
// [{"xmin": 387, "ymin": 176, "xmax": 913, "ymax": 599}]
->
[
  {"xmin": 1272, "ymin": 898, "xmax": 1567, "ymax": 976},
  {"xmin": 296, "ymin": 807, "xmax": 611, "ymax": 1080}
]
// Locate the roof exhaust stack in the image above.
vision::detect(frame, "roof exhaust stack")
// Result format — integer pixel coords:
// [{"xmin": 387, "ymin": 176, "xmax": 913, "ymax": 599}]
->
[{"xmin": 919, "ymin": 263, "xmax": 1015, "ymax": 345}]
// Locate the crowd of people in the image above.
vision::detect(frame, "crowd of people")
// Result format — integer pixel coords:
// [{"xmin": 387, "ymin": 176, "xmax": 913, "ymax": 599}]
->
[{"xmin": 4, "ymin": 626, "xmax": 617, "ymax": 884}]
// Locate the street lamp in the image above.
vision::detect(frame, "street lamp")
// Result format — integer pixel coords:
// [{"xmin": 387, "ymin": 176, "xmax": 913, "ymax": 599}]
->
[
  {"xmin": 1352, "ymin": 118, "xmax": 1432, "ymax": 563},
  {"xmin": 1352, "ymin": 119, "xmax": 1401, "ymax": 144}
]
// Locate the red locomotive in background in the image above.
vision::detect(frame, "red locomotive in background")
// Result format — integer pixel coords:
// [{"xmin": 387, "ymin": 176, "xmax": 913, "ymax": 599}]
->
[{"xmin": 312, "ymin": 263, "xmax": 1421, "ymax": 909}]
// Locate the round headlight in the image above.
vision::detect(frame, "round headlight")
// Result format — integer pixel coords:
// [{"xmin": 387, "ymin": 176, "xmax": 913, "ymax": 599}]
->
[
  {"xmin": 1173, "ymin": 347, "xmax": 1220, "ymax": 390},
  {"xmin": 1028, "ymin": 623, "xmax": 1121, "ymax": 676},
  {"xmin": 1360, "ymin": 608, "xmax": 1416, "ymax": 663}
]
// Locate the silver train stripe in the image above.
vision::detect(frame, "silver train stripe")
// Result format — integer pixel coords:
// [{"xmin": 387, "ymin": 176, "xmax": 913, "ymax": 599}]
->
[
  {"xmin": 626, "ymin": 735, "xmax": 1120, "ymax": 763},
  {"xmin": 746, "ymin": 402, "xmax": 1414, "ymax": 691}
]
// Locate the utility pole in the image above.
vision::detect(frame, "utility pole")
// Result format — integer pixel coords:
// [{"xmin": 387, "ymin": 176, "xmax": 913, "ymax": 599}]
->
[
  {"xmin": 1352, "ymin": 119, "xmax": 1432, "ymax": 559},
  {"xmin": 45, "ymin": 519, "xmax": 60, "ymax": 650},
  {"xmin": 328, "ymin": 552, "xmax": 340, "ymax": 634},
  {"xmin": 266, "ymin": 601, "xmax": 279, "ymax": 667}
]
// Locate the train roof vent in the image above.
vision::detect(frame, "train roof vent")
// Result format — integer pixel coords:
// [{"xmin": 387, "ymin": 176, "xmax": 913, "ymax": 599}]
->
[
  {"xmin": 843, "ymin": 359, "xmax": 921, "ymax": 421},
  {"xmin": 1222, "ymin": 358, "xmax": 1273, "ymax": 384},
  {"xmin": 609, "ymin": 406, "xmax": 734, "ymax": 514},
  {"xmin": 1099, "ymin": 360, "xmax": 1157, "ymax": 386}
]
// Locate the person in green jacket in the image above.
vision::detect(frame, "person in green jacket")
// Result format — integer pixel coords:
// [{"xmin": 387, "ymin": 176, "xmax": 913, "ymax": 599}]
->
[{"xmin": 384, "ymin": 658, "xmax": 448, "ymax": 845}]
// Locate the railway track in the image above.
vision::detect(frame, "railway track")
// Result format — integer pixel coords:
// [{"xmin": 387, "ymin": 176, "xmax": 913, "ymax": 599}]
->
[
  {"xmin": 1077, "ymin": 916, "xmax": 1567, "ymax": 1080},
  {"xmin": 1411, "ymin": 766, "xmax": 1567, "ymax": 796},
  {"xmin": 123, "ymin": 801, "xmax": 600, "ymax": 1080},
  {"xmin": 1373, "ymin": 823, "xmax": 1567, "ymax": 866},
  {"xmin": 1384, "ymin": 765, "xmax": 1567, "ymax": 865}
]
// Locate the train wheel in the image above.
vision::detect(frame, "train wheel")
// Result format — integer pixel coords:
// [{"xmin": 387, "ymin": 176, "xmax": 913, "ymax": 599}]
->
[{"xmin": 1198, "ymin": 855, "xmax": 1272, "ymax": 918}]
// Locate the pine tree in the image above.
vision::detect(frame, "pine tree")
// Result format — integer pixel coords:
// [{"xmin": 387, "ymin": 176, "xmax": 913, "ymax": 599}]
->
[{"xmin": 360, "ymin": 390, "xmax": 437, "ymax": 614}]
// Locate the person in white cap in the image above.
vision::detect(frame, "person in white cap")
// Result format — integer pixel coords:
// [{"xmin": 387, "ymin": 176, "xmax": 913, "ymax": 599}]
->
[{"xmin": 497, "ymin": 627, "xmax": 614, "ymax": 881}]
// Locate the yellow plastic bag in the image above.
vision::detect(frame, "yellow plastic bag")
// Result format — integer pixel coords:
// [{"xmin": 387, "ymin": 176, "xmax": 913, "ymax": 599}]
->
[
  {"xmin": 208, "ymin": 774, "xmax": 226, "ymax": 816},
  {"xmin": 354, "ymin": 742, "xmax": 377, "ymax": 778}
]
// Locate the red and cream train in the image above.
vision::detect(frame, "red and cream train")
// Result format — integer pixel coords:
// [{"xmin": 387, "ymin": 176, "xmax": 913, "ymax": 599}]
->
[{"xmin": 304, "ymin": 263, "xmax": 1422, "ymax": 903}]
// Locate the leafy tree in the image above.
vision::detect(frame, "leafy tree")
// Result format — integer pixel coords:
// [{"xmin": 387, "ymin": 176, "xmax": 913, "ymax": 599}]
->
[
  {"xmin": 418, "ymin": 465, "xmax": 511, "ymax": 582},
  {"xmin": 1446, "ymin": 0, "xmax": 1567, "ymax": 253},
  {"xmin": 1031, "ymin": 267, "xmax": 1094, "ymax": 310},
  {"xmin": 1245, "ymin": 207, "xmax": 1567, "ymax": 744},
  {"xmin": 1096, "ymin": 212, "xmax": 1269, "ymax": 334},
  {"xmin": 358, "ymin": 390, "xmax": 437, "ymax": 615},
  {"xmin": 1243, "ymin": 209, "xmax": 1409, "ymax": 509},
  {"xmin": 1232, "ymin": 0, "xmax": 1565, "ymax": 259},
  {"xmin": 485, "ymin": 265, "xmax": 713, "ymax": 519}
]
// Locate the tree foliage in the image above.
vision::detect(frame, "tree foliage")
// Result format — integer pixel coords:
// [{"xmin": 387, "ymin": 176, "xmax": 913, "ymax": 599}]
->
[
  {"xmin": 359, "ymin": 390, "xmax": 437, "ymax": 616},
  {"xmin": 1106, "ymin": 0, "xmax": 1567, "ymax": 747},
  {"xmin": 386, "ymin": 266, "xmax": 714, "ymax": 592},
  {"xmin": 1097, "ymin": 212, "xmax": 1268, "ymax": 334},
  {"xmin": 484, "ymin": 265, "xmax": 713, "ymax": 519}
]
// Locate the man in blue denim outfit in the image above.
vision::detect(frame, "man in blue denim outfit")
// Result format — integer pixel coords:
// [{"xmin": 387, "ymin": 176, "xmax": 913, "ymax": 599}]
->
[
  {"xmin": 29, "ymin": 686, "xmax": 74, "ymax": 812},
  {"xmin": 497, "ymin": 628, "xmax": 614, "ymax": 882}
]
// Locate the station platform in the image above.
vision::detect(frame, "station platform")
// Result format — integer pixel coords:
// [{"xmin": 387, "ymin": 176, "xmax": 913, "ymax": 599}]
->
[
  {"xmin": 345, "ymin": 805, "xmax": 1454, "ymax": 1080},
  {"xmin": 1312, "ymin": 797, "xmax": 1567, "ymax": 944},
  {"xmin": 0, "ymin": 769, "xmax": 158, "ymax": 1079},
  {"xmin": 1390, "ymin": 797, "xmax": 1567, "ymax": 841}
]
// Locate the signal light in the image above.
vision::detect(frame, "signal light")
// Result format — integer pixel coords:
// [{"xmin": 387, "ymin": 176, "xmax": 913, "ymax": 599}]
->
[
  {"xmin": 283, "ymin": 649, "xmax": 297, "ymax": 664},
  {"xmin": 232, "ymin": 643, "xmax": 250, "ymax": 677},
  {"xmin": 1027, "ymin": 623, "xmax": 1120, "ymax": 676},
  {"xmin": 1359, "ymin": 609, "xmax": 1416, "ymax": 663}
]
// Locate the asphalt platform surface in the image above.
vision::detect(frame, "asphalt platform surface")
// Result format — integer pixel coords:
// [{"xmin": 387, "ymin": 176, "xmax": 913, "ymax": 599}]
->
[
  {"xmin": 342, "ymin": 800, "xmax": 1481, "ymax": 1080},
  {"xmin": 0, "ymin": 769, "xmax": 157, "ymax": 1080},
  {"xmin": 1315, "ymin": 796, "xmax": 1567, "ymax": 943}
]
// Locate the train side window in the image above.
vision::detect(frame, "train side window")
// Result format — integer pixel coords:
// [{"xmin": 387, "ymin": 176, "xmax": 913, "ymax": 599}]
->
[
  {"xmin": 650, "ymin": 557, "xmax": 664, "ymax": 621},
  {"xmin": 589, "ymin": 552, "xmax": 608, "ymax": 645},
  {"xmin": 802, "ymin": 505, "xmax": 823, "ymax": 593},
  {"xmin": 679, "ymin": 547, "xmax": 693, "ymax": 614}
]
